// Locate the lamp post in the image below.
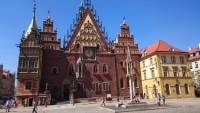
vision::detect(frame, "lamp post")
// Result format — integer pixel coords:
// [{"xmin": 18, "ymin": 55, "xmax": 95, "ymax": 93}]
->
[
  {"xmin": 45, "ymin": 82, "xmax": 48, "ymax": 107},
  {"xmin": 46, "ymin": 82, "xmax": 48, "ymax": 91}
]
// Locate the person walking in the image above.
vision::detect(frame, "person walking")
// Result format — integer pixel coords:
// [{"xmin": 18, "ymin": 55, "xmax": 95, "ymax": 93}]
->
[
  {"xmin": 32, "ymin": 100, "xmax": 37, "ymax": 113},
  {"xmin": 5, "ymin": 98, "xmax": 12, "ymax": 112},
  {"xmin": 100, "ymin": 97, "xmax": 105, "ymax": 106},
  {"xmin": 161, "ymin": 95, "xmax": 165, "ymax": 105}
]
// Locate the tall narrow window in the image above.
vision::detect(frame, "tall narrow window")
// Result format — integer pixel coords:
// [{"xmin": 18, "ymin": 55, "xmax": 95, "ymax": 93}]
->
[
  {"xmin": 161, "ymin": 56, "xmax": 166, "ymax": 63},
  {"xmin": 171, "ymin": 56, "xmax": 176, "ymax": 63},
  {"xmin": 195, "ymin": 62, "xmax": 199, "ymax": 68},
  {"xmin": 93, "ymin": 63, "xmax": 98, "ymax": 73},
  {"xmin": 52, "ymin": 67, "xmax": 57, "ymax": 75},
  {"xmin": 150, "ymin": 58, "xmax": 153, "ymax": 65},
  {"xmin": 92, "ymin": 83, "xmax": 99, "ymax": 91},
  {"xmin": 164, "ymin": 69, "xmax": 168, "ymax": 77},
  {"xmin": 144, "ymin": 72, "xmax": 146, "ymax": 79},
  {"xmin": 179, "ymin": 57, "xmax": 184, "ymax": 64},
  {"xmin": 145, "ymin": 85, "xmax": 148, "ymax": 95},
  {"xmin": 175, "ymin": 84, "xmax": 180, "ymax": 94},
  {"xmin": 166, "ymin": 84, "xmax": 170, "ymax": 95},
  {"xmin": 190, "ymin": 63, "xmax": 193, "ymax": 69},
  {"xmin": 23, "ymin": 59, "xmax": 28, "ymax": 68},
  {"xmin": 29, "ymin": 59, "xmax": 35, "ymax": 68},
  {"xmin": 102, "ymin": 83, "xmax": 109, "ymax": 91},
  {"xmin": 182, "ymin": 68, "xmax": 186, "ymax": 77},
  {"xmin": 173, "ymin": 68, "xmax": 177, "ymax": 77},
  {"xmin": 103, "ymin": 64, "xmax": 107, "ymax": 72},
  {"xmin": 120, "ymin": 78, "xmax": 124, "ymax": 88},
  {"xmin": 184, "ymin": 84, "xmax": 189, "ymax": 94},
  {"xmin": 124, "ymin": 49, "xmax": 126, "ymax": 54},
  {"xmin": 69, "ymin": 63, "xmax": 74, "ymax": 74},
  {"xmin": 25, "ymin": 82, "xmax": 31, "ymax": 90},
  {"xmin": 143, "ymin": 61, "xmax": 145, "ymax": 68}
]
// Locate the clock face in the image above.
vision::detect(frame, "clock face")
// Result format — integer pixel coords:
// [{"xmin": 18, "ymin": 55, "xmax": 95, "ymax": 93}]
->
[
  {"xmin": 85, "ymin": 49, "xmax": 93, "ymax": 58},
  {"xmin": 83, "ymin": 47, "xmax": 96, "ymax": 60}
]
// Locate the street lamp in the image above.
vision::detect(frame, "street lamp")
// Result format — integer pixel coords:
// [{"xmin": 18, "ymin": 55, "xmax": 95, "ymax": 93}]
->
[{"xmin": 46, "ymin": 82, "xmax": 48, "ymax": 90}]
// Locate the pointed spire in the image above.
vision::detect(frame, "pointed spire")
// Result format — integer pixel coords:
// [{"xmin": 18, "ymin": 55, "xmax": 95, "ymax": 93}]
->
[
  {"xmin": 123, "ymin": 17, "xmax": 126, "ymax": 25},
  {"xmin": 47, "ymin": 9, "xmax": 50, "ymax": 19},
  {"xmin": 33, "ymin": 4, "xmax": 36, "ymax": 19}
]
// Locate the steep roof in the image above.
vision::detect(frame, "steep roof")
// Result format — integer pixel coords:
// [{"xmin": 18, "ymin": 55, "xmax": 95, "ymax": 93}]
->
[
  {"xmin": 188, "ymin": 46, "xmax": 200, "ymax": 54},
  {"xmin": 140, "ymin": 40, "xmax": 186, "ymax": 57}
]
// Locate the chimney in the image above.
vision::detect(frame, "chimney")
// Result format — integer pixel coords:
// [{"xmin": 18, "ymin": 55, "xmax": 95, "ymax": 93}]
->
[{"xmin": 189, "ymin": 47, "xmax": 191, "ymax": 51}]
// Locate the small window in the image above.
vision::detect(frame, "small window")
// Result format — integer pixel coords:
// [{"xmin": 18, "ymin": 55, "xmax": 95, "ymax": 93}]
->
[
  {"xmin": 195, "ymin": 62, "xmax": 199, "ymax": 68},
  {"xmin": 102, "ymin": 82, "xmax": 109, "ymax": 91},
  {"xmin": 23, "ymin": 59, "xmax": 29, "ymax": 68},
  {"xmin": 25, "ymin": 82, "xmax": 31, "ymax": 90},
  {"xmin": 143, "ymin": 61, "xmax": 145, "ymax": 68},
  {"xmin": 124, "ymin": 49, "xmax": 126, "ymax": 54},
  {"xmin": 180, "ymin": 57, "xmax": 184, "ymax": 64},
  {"xmin": 92, "ymin": 83, "xmax": 99, "ymax": 91},
  {"xmin": 52, "ymin": 67, "xmax": 58, "ymax": 75},
  {"xmin": 164, "ymin": 69, "xmax": 168, "ymax": 77},
  {"xmin": 29, "ymin": 59, "xmax": 35, "ymax": 68},
  {"xmin": 171, "ymin": 56, "xmax": 176, "ymax": 63},
  {"xmin": 127, "ymin": 77, "xmax": 129, "ymax": 87},
  {"xmin": 161, "ymin": 56, "xmax": 166, "ymax": 63},
  {"xmin": 168, "ymin": 48, "xmax": 174, "ymax": 51},
  {"xmin": 190, "ymin": 63, "xmax": 193, "ymax": 69}
]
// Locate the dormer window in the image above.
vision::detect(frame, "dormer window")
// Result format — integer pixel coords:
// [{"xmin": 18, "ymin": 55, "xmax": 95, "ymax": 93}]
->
[
  {"xmin": 190, "ymin": 54, "xmax": 193, "ymax": 57},
  {"xmin": 196, "ymin": 52, "xmax": 199, "ymax": 56},
  {"xmin": 142, "ymin": 52, "xmax": 147, "ymax": 57},
  {"xmin": 168, "ymin": 48, "xmax": 174, "ymax": 51}
]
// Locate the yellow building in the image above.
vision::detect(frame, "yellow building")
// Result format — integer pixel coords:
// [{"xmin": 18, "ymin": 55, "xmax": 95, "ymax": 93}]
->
[{"xmin": 140, "ymin": 40, "xmax": 195, "ymax": 99}]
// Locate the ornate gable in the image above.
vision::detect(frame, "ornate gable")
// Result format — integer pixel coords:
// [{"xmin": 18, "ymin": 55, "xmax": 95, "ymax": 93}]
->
[
  {"xmin": 66, "ymin": 8, "xmax": 109, "ymax": 53},
  {"xmin": 21, "ymin": 32, "xmax": 40, "ymax": 47}
]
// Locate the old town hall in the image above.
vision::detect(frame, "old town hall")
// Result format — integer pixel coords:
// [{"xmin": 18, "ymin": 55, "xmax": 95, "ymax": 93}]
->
[{"xmin": 15, "ymin": 1, "xmax": 142, "ymax": 106}]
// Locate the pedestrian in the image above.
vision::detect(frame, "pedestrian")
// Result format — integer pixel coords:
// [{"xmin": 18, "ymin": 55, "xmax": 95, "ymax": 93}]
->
[
  {"xmin": 157, "ymin": 93, "xmax": 161, "ymax": 106},
  {"xmin": 45, "ymin": 99, "xmax": 47, "ymax": 107},
  {"xmin": 32, "ymin": 100, "xmax": 37, "ymax": 113},
  {"xmin": 152, "ymin": 93, "xmax": 155, "ymax": 100},
  {"xmin": 161, "ymin": 95, "xmax": 165, "ymax": 105},
  {"xmin": 5, "ymin": 98, "xmax": 12, "ymax": 112},
  {"xmin": 100, "ymin": 97, "xmax": 105, "ymax": 106},
  {"xmin": 118, "ymin": 100, "xmax": 123, "ymax": 107}
]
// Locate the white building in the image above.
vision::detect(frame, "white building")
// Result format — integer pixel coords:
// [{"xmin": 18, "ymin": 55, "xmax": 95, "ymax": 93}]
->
[{"xmin": 188, "ymin": 43, "xmax": 200, "ymax": 95}]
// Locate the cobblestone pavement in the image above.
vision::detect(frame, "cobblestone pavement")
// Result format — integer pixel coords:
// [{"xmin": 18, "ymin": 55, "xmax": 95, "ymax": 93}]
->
[{"xmin": 1, "ymin": 98, "xmax": 200, "ymax": 113}]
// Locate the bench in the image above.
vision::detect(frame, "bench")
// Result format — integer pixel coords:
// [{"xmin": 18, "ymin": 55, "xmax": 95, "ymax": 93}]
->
[{"xmin": 106, "ymin": 97, "xmax": 112, "ymax": 101}]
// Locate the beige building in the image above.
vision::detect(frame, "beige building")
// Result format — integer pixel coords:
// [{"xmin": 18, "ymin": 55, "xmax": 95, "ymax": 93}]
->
[{"xmin": 140, "ymin": 40, "xmax": 195, "ymax": 99}]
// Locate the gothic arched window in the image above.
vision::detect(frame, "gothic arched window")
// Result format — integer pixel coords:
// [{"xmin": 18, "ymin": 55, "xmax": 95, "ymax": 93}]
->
[
  {"xmin": 165, "ymin": 84, "xmax": 170, "ymax": 95},
  {"xmin": 93, "ymin": 63, "xmax": 98, "ymax": 73},
  {"xmin": 69, "ymin": 63, "xmax": 74, "ymax": 74},
  {"xmin": 103, "ymin": 64, "xmax": 107, "ymax": 72},
  {"xmin": 184, "ymin": 84, "xmax": 189, "ymax": 94}
]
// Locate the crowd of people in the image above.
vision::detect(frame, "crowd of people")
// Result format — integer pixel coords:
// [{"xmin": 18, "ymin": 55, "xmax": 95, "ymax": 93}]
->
[{"xmin": 0, "ymin": 98, "xmax": 16, "ymax": 112}]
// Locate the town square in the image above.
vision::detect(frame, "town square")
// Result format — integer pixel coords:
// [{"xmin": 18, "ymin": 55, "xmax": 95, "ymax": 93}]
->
[{"xmin": 0, "ymin": 0, "xmax": 200, "ymax": 113}]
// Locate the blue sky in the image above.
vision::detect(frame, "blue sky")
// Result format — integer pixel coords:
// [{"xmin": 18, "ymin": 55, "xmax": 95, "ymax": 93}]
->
[{"xmin": 0, "ymin": 0, "xmax": 200, "ymax": 73}]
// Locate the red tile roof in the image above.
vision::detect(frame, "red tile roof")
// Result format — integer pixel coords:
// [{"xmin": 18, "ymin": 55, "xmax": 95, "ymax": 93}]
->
[
  {"xmin": 188, "ymin": 46, "xmax": 200, "ymax": 54},
  {"xmin": 140, "ymin": 40, "xmax": 186, "ymax": 56}
]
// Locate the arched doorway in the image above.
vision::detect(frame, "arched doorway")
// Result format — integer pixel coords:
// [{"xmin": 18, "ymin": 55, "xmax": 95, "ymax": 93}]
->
[
  {"xmin": 153, "ymin": 84, "xmax": 157, "ymax": 98},
  {"xmin": 63, "ymin": 85, "xmax": 70, "ymax": 100},
  {"xmin": 62, "ymin": 78, "xmax": 70, "ymax": 100},
  {"xmin": 29, "ymin": 98, "xmax": 33, "ymax": 106}
]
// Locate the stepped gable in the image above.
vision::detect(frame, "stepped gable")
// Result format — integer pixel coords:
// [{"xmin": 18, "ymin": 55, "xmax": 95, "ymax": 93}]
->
[
  {"xmin": 140, "ymin": 39, "xmax": 185, "ymax": 56},
  {"xmin": 65, "ymin": 3, "xmax": 109, "ymax": 52}
]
